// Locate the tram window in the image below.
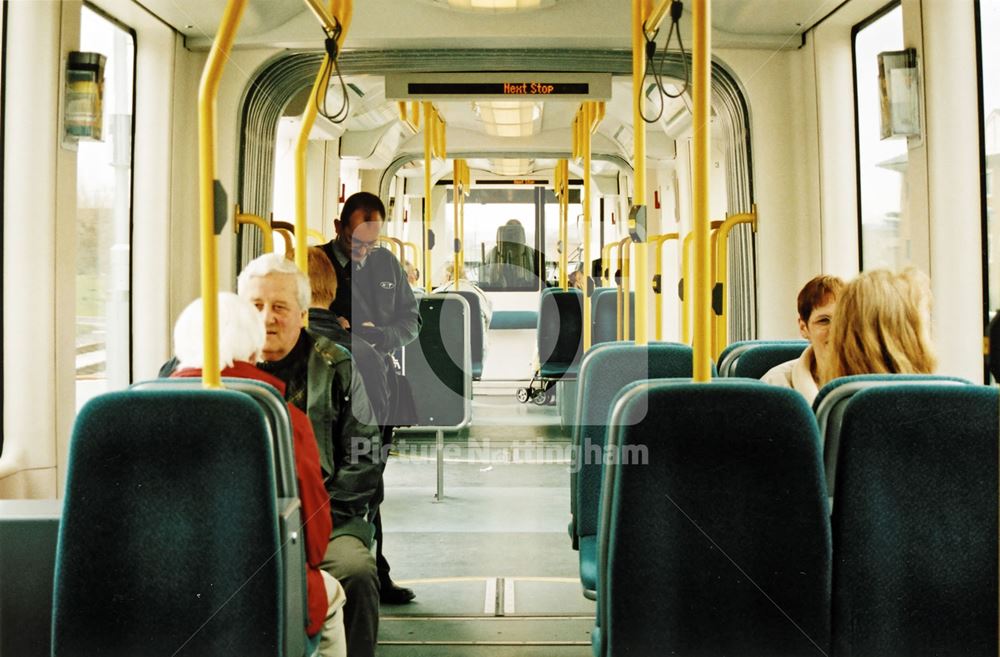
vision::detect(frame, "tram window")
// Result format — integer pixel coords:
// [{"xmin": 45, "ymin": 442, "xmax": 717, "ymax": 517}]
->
[
  {"xmin": 75, "ymin": 6, "xmax": 135, "ymax": 408},
  {"xmin": 542, "ymin": 189, "xmax": 582, "ymax": 285},
  {"xmin": 978, "ymin": 0, "xmax": 1000, "ymax": 317},
  {"xmin": 853, "ymin": 3, "xmax": 907, "ymax": 271},
  {"xmin": 444, "ymin": 187, "xmax": 541, "ymax": 291}
]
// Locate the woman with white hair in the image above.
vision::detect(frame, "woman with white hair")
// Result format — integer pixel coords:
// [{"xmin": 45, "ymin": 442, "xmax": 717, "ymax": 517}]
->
[{"xmin": 171, "ymin": 292, "xmax": 346, "ymax": 657}]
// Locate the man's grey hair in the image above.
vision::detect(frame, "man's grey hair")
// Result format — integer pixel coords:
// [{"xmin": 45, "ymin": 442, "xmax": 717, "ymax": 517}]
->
[{"xmin": 236, "ymin": 252, "xmax": 311, "ymax": 311}]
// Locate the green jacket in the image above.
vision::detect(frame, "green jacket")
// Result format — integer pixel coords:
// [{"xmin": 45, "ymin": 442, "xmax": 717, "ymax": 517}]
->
[{"xmin": 303, "ymin": 332, "xmax": 382, "ymax": 547}]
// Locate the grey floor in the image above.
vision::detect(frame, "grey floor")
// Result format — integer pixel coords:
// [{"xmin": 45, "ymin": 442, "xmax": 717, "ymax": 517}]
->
[{"xmin": 376, "ymin": 392, "xmax": 594, "ymax": 656}]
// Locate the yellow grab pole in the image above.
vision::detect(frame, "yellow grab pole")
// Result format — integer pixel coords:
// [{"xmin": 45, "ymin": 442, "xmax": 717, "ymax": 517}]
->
[
  {"xmin": 235, "ymin": 208, "xmax": 274, "ymax": 253},
  {"xmin": 582, "ymin": 105, "xmax": 593, "ymax": 351},
  {"xmin": 274, "ymin": 228, "xmax": 294, "ymax": 255},
  {"xmin": 712, "ymin": 207, "xmax": 757, "ymax": 358},
  {"xmin": 691, "ymin": 0, "xmax": 712, "ymax": 381},
  {"xmin": 557, "ymin": 159, "xmax": 568, "ymax": 290},
  {"xmin": 650, "ymin": 232, "xmax": 679, "ymax": 341},
  {"xmin": 632, "ymin": 0, "xmax": 652, "ymax": 346},
  {"xmin": 623, "ymin": 238, "xmax": 633, "ymax": 340},
  {"xmin": 453, "ymin": 160, "xmax": 461, "ymax": 291},
  {"xmin": 615, "ymin": 236, "xmax": 630, "ymax": 340},
  {"xmin": 307, "ymin": 228, "xmax": 325, "ymax": 244},
  {"xmin": 403, "ymin": 241, "xmax": 419, "ymax": 274},
  {"xmin": 601, "ymin": 241, "xmax": 617, "ymax": 288},
  {"xmin": 198, "ymin": 0, "xmax": 247, "ymax": 389},
  {"xmin": 681, "ymin": 231, "xmax": 693, "ymax": 344},
  {"xmin": 295, "ymin": 1, "xmax": 350, "ymax": 282},
  {"xmin": 423, "ymin": 101, "xmax": 433, "ymax": 293}
]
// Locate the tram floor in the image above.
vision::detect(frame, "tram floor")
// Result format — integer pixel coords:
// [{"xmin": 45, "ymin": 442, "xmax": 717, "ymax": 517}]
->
[{"xmin": 375, "ymin": 408, "xmax": 593, "ymax": 656}]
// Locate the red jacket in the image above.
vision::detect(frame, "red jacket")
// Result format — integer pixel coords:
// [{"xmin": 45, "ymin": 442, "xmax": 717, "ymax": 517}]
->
[{"xmin": 174, "ymin": 362, "xmax": 332, "ymax": 636}]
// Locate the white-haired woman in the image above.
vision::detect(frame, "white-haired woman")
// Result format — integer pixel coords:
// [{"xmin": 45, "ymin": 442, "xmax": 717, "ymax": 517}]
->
[{"xmin": 171, "ymin": 292, "xmax": 346, "ymax": 657}]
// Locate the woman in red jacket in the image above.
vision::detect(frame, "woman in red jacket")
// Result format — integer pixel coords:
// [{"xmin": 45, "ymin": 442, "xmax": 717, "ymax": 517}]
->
[{"xmin": 171, "ymin": 292, "xmax": 346, "ymax": 657}]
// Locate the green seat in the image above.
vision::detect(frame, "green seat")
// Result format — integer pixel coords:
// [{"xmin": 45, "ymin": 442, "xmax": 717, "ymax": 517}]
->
[
  {"xmin": 596, "ymin": 379, "xmax": 831, "ymax": 657},
  {"xmin": 831, "ymin": 384, "xmax": 998, "ymax": 657},
  {"xmin": 52, "ymin": 388, "xmax": 298, "ymax": 657}
]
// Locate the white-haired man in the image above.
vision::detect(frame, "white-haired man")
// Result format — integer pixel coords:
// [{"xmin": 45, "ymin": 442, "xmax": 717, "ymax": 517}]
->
[
  {"xmin": 171, "ymin": 292, "xmax": 346, "ymax": 657},
  {"xmin": 237, "ymin": 253, "xmax": 382, "ymax": 657}
]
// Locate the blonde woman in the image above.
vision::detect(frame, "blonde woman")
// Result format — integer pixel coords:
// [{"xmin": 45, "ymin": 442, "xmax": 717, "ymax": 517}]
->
[{"xmin": 819, "ymin": 269, "xmax": 937, "ymax": 385}]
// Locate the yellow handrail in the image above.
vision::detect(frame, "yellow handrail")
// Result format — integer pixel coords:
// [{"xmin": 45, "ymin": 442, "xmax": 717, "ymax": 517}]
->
[
  {"xmin": 712, "ymin": 207, "xmax": 757, "ymax": 358},
  {"xmin": 615, "ymin": 236, "xmax": 631, "ymax": 340},
  {"xmin": 631, "ymin": 0, "xmax": 650, "ymax": 346},
  {"xmin": 555, "ymin": 159, "xmax": 569, "ymax": 290},
  {"xmin": 235, "ymin": 207, "xmax": 273, "ymax": 253},
  {"xmin": 401, "ymin": 241, "xmax": 419, "ymax": 274},
  {"xmin": 307, "ymin": 228, "xmax": 326, "ymax": 244},
  {"xmin": 649, "ymin": 232, "xmax": 679, "ymax": 341},
  {"xmin": 601, "ymin": 240, "xmax": 619, "ymax": 288},
  {"xmin": 691, "ymin": 0, "xmax": 711, "ymax": 381},
  {"xmin": 295, "ymin": 1, "xmax": 352, "ymax": 282},
  {"xmin": 197, "ymin": 0, "xmax": 247, "ymax": 389},
  {"xmin": 573, "ymin": 102, "xmax": 603, "ymax": 351},
  {"xmin": 452, "ymin": 160, "xmax": 469, "ymax": 292},
  {"xmin": 680, "ymin": 222, "xmax": 721, "ymax": 345},
  {"xmin": 421, "ymin": 102, "xmax": 446, "ymax": 293},
  {"xmin": 274, "ymin": 228, "xmax": 294, "ymax": 255}
]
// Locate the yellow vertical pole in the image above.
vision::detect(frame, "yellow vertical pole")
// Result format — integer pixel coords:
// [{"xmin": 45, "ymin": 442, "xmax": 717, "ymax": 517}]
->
[
  {"xmin": 558, "ymin": 159, "xmax": 568, "ymax": 290},
  {"xmin": 654, "ymin": 236, "xmax": 664, "ymax": 340},
  {"xmin": 453, "ymin": 160, "xmax": 461, "ymax": 291},
  {"xmin": 423, "ymin": 101, "xmax": 433, "ymax": 293},
  {"xmin": 691, "ymin": 0, "xmax": 712, "ymax": 381},
  {"xmin": 198, "ymin": 0, "xmax": 247, "ymax": 389},
  {"xmin": 582, "ymin": 106, "xmax": 593, "ymax": 351},
  {"xmin": 712, "ymin": 208, "xmax": 757, "ymax": 359},
  {"xmin": 632, "ymin": 0, "xmax": 651, "ymax": 346},
  {"xmin": 681, "ymin": 231, "xmax": 693, "ymax": 344},
  {"xmin": 623, "ymin": 238, "xmax": 633, "ymax": 339}
]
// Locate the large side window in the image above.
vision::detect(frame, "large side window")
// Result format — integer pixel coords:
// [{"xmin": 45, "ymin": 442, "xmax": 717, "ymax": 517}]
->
[
  {"xmin": 75, "ymin": 6, "xmax": 134, "ymax": 408},
  {"xmin": 853, "ymin": 3, "xmax": 906, "ymax": 271},
  {"xmin": 978, "ymin": 0, "xmax": 999, "ymax": 329}
]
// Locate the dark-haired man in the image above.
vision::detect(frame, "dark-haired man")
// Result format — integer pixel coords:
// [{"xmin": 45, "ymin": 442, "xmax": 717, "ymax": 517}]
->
[{"xmin": 321, "ymin": 191, "xmax": 420, "ymax": 604}]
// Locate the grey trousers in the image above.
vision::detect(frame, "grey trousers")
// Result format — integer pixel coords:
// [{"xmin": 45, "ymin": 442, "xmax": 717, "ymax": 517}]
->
[{"xmin": 320, "ymin": 534, "xmax": 379, "ymax": 657}]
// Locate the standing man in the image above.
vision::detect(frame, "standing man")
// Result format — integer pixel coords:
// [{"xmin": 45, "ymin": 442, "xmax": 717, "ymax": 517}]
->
[{"xmin": 322, "ymin": 191, "xmax": 421, "ymax": 605}]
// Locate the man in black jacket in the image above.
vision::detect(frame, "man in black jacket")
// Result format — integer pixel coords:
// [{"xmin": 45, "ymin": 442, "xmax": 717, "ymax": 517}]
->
[
  {"xmin": 321, "ymin": 191, "xmax": 421, "ymax": 604},
  {"xmin": 237, "ymin": 253, "xmax": 382, "ymax": 657}
]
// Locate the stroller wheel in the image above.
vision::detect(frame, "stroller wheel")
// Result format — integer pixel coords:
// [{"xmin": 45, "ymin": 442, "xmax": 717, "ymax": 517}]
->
[
  {"xmin": 531, "ymin": 388, "xmax": 548, "ymax": 405},
  {"xmin": 516, "ymin": 388, "xmax": 530, "ymax": 403}
]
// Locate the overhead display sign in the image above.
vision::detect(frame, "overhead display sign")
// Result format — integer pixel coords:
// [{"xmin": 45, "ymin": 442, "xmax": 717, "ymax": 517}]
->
[{"xmin": 385, "ymin": 73, "xmax": 612, "ymax": 101}]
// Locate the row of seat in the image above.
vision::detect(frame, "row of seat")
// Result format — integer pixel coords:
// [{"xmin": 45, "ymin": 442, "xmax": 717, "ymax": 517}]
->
[{"xmin": 568, "ymin": 340, "xmax": 997, "ymax": 656}]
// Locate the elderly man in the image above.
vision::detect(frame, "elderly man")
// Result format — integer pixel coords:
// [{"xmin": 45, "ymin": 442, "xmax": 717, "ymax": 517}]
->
[{"xmin": 238, "ymin": 253, "xmax": 382, "ymax": 657}]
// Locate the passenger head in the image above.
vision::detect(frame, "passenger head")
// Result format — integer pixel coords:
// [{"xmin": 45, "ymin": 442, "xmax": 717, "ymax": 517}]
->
[
  {"xmin": 402, "ymin": 260, "xmax": 419, "ymax": 285},
  {"xmin": 335, "ymin": 191, "xmax": 385, "ymax": 262},
  {"xmin": 173, "ymin": 292, "xmax": 265, "ymax": 370},
  {"xmin": 796, "ymin": 274, "xmax": 844, "ymax": 366},
  {"xmin": 237, "ymin": 253, "xmax": 310, "ymax": 361},
  {"xmin": 820, "ymin": 269, "xmax": 937, "ymax": 384},
  {"xmin": 568, "ymin": 268, "xmax": 584, "ymax": 289},
  {"xmin": 304, "ymin": 246, "xmax": 338, "ymax": 309},
  {"xmin": 444, "ymin": 262, "xmax": 466, "ymax": 282}
]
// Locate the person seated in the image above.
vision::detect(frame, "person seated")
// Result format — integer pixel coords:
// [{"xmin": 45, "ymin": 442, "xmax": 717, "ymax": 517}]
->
[
  {"xmin": 171, "ymin": 292, "xmax": 346, "ymax": 657},
  {"xmin": 433, "ymin": 262, "xmax": 493, "ymax": 328},
  {"xmin": 567, "ymin": 267, "xmax": 585, "ymax": 291},
  {"xmin": 402, "ymin": 259, "xmax": 425, "ymax": 298},
  {"xmin": 237, "ymin": 253, "xmax": 382, "ymax": 657},
  {"xmin": 762, "ymin": 275, "xmax": 844, "ymax": 404},
  {"xmin": 819, "ymin": 268, "xmax": 937, "ymax": 385},
  {"xmin": 482, "ymin": 219, "xmax": 540, "ymax": 288}
]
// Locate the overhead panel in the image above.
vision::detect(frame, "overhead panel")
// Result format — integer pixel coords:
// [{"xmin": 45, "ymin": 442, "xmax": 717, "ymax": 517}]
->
[{"xmin": 385, "ymin": 72, "xmax": 612, "ymax": 101}]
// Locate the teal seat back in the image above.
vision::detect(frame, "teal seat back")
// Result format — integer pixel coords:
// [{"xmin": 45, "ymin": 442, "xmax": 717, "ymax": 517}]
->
[
  {"xmin": 591, "ymin": 289, "xmax": 633, "ymax": 344},
  {"xmin": 442, "ymin": 290, "xmax": 485, "ymax": 379},
  {"xmin": 725, "ymin": 340, "xmax": 808, "ymax": 378},
  {"xmin": 538, "ymin": 289, "xmax": 583, "ymax": 378},
  {"xmin": 831, "ymin": 385, "xmax": 997, "ymax": 657},
  {"xmin": 52, "ymin": 389, "xmax": 285, "ymax": 656},
  {"xmin": 404, "ymin": 294, "xmax": 472, "ymax": 429},
  {"xmin": 597, "ymin": 379, "xmax": 831, "ymax": 657},
  {"xmin": 813, "ymin": 374, "xmax": 971, "ymax": 496},
  {"xmin": 572, "ymin": 343, "xmax": 700, "ymax": 545}
]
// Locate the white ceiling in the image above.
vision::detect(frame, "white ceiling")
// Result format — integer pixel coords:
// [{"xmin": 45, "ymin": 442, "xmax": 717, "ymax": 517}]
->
[{"xmin": 141, "ymin": 0, "xmax": 845, "ymax": 51}]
